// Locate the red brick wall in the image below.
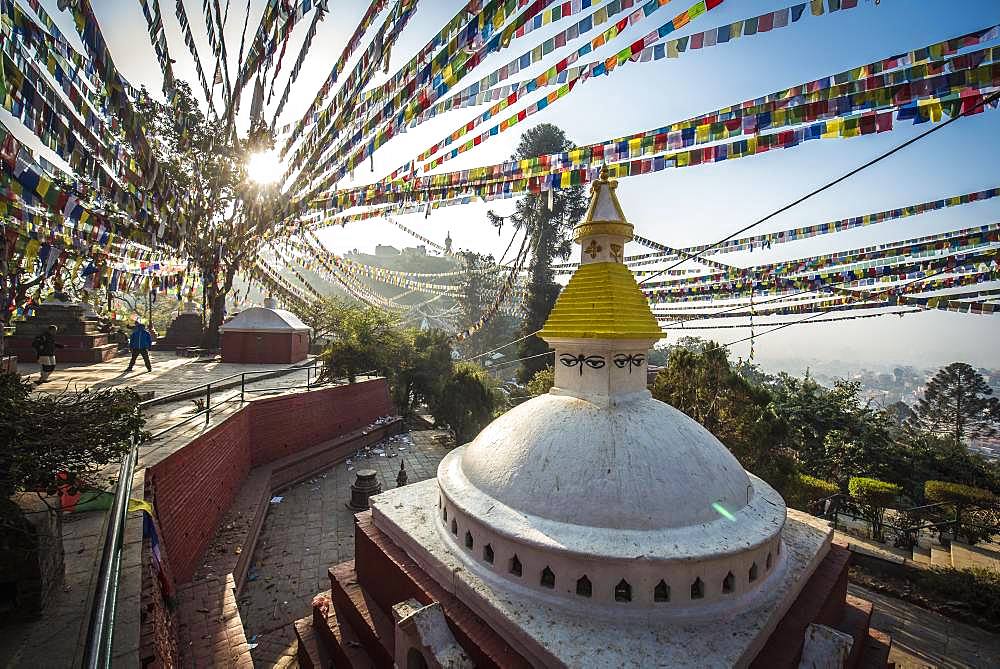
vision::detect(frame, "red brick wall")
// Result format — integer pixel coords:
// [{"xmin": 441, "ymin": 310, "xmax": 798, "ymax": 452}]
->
[
  {"xmin": 147, "ymin": 412, "xmax": 252, "ymax": 585},
  {"xmin": 247, "ymin": 378, "xmax": 393, "ymax": 466},
  {"xmin": 220, "ymin": 330, "xmax": 309, "ymax": 364},
  {"xmin": 147, "ymin": 379, "xmax": 393, "ymax": 584}
]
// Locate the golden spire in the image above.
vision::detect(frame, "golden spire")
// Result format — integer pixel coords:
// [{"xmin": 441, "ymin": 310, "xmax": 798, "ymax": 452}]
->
[
  {"xmin": 573, "ymin": 166, "xmax": 634, "ymax": 243},
  {"xmin": 539, "ymin": 167, "xmax": 663, "ymax": 342}
]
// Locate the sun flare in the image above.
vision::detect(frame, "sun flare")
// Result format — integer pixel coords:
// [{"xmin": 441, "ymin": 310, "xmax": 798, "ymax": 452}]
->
[{"xmin": 246, "ymin": 150, "xmax": 280, "ymax": 184}]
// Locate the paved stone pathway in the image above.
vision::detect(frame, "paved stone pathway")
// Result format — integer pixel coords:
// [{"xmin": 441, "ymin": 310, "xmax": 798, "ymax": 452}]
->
[
  {"xmin": 241, "ymin": 430, "xmax": 452, "ymax": 667},
  {"xmin": 850, "ymin": 584, "xmax": 1000, "ymax": 668}
]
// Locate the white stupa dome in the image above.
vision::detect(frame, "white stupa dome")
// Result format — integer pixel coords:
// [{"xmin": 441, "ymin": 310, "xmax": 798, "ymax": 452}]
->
[
  {"xmin": 435, "ymin": 170, "xmax": 785, "ymax": 614},
  {"xmin": 458, "ymin": 393, "xmax": 752, "ymax": 531}
]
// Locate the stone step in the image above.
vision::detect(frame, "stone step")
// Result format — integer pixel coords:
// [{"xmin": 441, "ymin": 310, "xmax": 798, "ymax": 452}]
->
[
  {"xmin": 750, "ymin": 543, "xmax": 852, "ymax": 668},
  {"xmin": 350, "ymin": 513, "xmax": 554, "ymax": 669},
  {"xmin": 911, "ymin": 545, "xmax": 932, "ymax": 564},
  {"xmin": 859, "ymin": 627, "xmax": 892, "ymax": 669},
  {"xmin": 294, "ymin": 589, "xmax": 375, "ymax": 669},
  {"xmin": 329, "ymin": 560, "xmax": 394, "ymax": 668},
  {"xmin": 930, "ymin": 545, "xmax": 952, "ymax": 568},
  {"xmin": 833, "ymin": 594, "xmax": 874, "ymax": 669}
]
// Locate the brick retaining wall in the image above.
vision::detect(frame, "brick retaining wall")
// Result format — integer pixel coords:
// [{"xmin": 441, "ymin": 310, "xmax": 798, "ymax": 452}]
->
[{"xmin": 147, "ymin": 378, "xmax": 393, "ymax": 585}]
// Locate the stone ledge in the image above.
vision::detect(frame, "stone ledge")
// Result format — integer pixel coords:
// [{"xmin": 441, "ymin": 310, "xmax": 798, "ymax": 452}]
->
[{"xmin": 371, "ymin": 479, "xmax": 832, "ymax": 668}]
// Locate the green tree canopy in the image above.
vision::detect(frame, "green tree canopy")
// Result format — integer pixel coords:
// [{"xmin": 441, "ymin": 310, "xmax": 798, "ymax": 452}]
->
[
  {"xmin": 849, "ymin": 477, "xmax": 902, "ymax": 542},
  {"xmin": 431, "ymin": 362, "xmax": 499, "ymax": 444},
  {"xmin": 911, "ymin": 362, "xmax": 1000, "ymax": 443},
  {"xmin": 490, "ymin": 124, "xmax": 586, "ymax": 382},
  {"xmin": 650, "ymin": 338, "xmax": 796, "ymax": 495}
]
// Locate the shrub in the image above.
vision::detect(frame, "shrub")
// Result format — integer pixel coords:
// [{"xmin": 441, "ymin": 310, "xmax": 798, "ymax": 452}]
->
[
  {"xmin": 918, "ymin": 567, "xmax": 1000, "ymax": 628},
  {"xmin": 431, "ymin": 363, "xmax": 499, "ymax": 444},
  {"xmin": 925, "ymin": 480, "xmax": 997, "ymax": 544},
  {"xmin": 849, "ymin": 477, "xmax": 901, "ymax": 542},
  {"xmin": 925, "ymin": 480, "xmax": 996, "ymax": 507},
  {"xmin": 787, "ymin": 474, "xmax": 839, "ymax": 512},
  {"xmin": 0, "ymin": 372, "xmax": 147, "ymax": 530},
  {"xmin": 525, "ymin": 366, "xmax": 554, "ymax": 396}
]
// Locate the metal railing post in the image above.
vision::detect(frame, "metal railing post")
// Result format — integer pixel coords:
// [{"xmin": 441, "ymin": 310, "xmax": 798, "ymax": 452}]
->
[
  {"xmin": 240, "ymin": 373, "xmax": 245, "ymax": 403},
  {"xmin": 205, "ymin": 383, "xmax": 211, "ymax": 425},
  {"xmin": 306, "ymin": 365, "xmax": 311, "ymax": 389}
]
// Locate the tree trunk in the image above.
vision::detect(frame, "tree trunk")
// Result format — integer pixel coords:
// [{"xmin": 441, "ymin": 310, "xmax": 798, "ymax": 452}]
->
[{"xmin": 201, "ymin": 262, "xmax": 239, "ymax": 349}]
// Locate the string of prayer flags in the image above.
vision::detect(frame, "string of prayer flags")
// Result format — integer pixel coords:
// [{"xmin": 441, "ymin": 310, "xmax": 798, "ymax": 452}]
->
[
  {"xmin": 647, "ymin": 256, "xmax": 1000, "ymax": 304},
  {"xmin": 173, "ymin": 0, "xmax": 218, "ymax": 114},
  {"xmin": 269, "ymin": 4, "xmax": 328, "ymax": 127},
  {"xmin": 307, "ymin": 20, "xmax": 1000, "ymax": 219},
  {"xmin": 639, "ymin": 224, "xmax": 1000, "ymax": 290},
  {"xmin": 279, "ymin": 0, "xmax": 420, "ymax": 190},
  {"xmin": 377, "ymin": 0, "xmax": 684, "ymax": 183},
  {"xmin": 412, "ymin": 0, "xmax": 862, "ymax": 176},
  {"xmin": 273, "ymin": 0, "xmax": 390, "ymax": 153},
  {"xmin": 288, "ymin": 0, "xmax": 609, "ymax": 198},
  {"xmin": 300, "ymin": 75, "xmax": 999, "ymax": 221}
]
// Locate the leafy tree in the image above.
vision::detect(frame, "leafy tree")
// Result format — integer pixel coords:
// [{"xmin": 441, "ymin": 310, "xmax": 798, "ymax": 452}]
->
[
  {"xmin": 849, "ymin": 477, "xmax": 901, "ymax": 542},
  {"xmin": 911, "ymin": 363, "xmax": 1000, "ymax": 443},
  {"xmin": 895, "ymin": 429, "xmax": 999, "ymax": 501},
  {"xmin": 300, "ymin": 295, "xmax": 357, "ymax": 344},
  {"xmin": 432, "ymin": 362, "xmax": 499, "ymax": 443},
  {"xmin": 134, "ymin": 81, "xmax": 275, "ymax": 347},
  {"xmin": 455, "ymin": 251, "xmax": 520, "ymax": 357},
  {"xmin": 650, "ymin": 339, "xmax": 796, "ymax": 495},
  {"xmin": 525, "ymin": 366, "xmax": 554, "ymax": 396},
  {"xmin": 0, "ymin": 373, "xmax": 147, "ymax": 513},
  {"xmin": 490, "ymin": 124, "xmax": 586, "ymax": 382},
  {"xmin": 319, "ymin": 303, "xmax": 413, "ymax": 401},
  {"xmin": 771, "ymin": 376, "xmax": 900, "ymax": 484},
  {"xmin": 403, "ymin": 329, "xmax": 455, "ymax": 415},
  {"xmin": 925, "ymin": 480, "xmax": 997, "ymax": 544}
]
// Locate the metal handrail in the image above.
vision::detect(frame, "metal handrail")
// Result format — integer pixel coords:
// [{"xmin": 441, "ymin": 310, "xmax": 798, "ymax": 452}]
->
[{"xmin": 81, "ymin": 361, "xmax": 375, "ymax": 668}]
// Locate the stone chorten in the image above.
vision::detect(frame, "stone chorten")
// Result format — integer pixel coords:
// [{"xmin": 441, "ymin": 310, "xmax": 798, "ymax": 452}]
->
[{"xmin": 436, "ymin": 168, "xmax": 785, "ymax": 612}]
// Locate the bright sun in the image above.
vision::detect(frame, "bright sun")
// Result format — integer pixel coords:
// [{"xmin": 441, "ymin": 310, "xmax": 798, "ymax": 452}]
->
[{"xmin": 246, "ymin": 150, "xmax": 280, "ymax": 184}]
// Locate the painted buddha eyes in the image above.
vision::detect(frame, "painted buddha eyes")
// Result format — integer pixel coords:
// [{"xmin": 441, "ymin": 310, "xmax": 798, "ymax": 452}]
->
[
  {"xmin": 559, "ymin": 353, "xmax": 606, "ymax": 375},
  {"xmin": 612, "ymin": 353, "xmax": 645, "ymax": 373}
]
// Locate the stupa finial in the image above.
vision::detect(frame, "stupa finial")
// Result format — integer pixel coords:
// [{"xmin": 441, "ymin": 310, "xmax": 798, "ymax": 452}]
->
[{"xmin": 574, "ymin": 164, "xmax": 633, "ymax": 243}]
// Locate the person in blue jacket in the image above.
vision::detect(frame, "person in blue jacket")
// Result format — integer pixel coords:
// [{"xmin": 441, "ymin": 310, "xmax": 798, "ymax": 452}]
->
[{"xmin": 126, "ymin": 321, "xmax": 153, "ymax": 372}]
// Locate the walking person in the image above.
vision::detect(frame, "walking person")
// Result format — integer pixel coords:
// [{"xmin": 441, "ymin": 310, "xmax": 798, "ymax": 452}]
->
[
  {"xmin": 126, "ymin": 321, "xmax": 153, "ymax": 372},
  {"xmin": 31, "ymin": 324, "xmax": 64, "ymax": 383}
]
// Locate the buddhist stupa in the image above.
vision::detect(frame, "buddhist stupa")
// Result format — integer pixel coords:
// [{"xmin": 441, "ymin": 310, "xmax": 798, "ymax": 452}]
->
[{"xmin": 305, "ymin": 168, "xmax": 889, "ymax": 669}]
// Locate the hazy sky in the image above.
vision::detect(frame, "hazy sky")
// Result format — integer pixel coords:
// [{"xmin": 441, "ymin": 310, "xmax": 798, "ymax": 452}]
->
[{"xmin": 9, "ymin": 0, "xmax": 1000, "ymax": 368}]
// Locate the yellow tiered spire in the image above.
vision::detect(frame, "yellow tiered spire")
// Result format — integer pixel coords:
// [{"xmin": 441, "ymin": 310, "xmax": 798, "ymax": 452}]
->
[{"xmin": 539, "ymin": 168, "xmax": 663, "ymax": 342}]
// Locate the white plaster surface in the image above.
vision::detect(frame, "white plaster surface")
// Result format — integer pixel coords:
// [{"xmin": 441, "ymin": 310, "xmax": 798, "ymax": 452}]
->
[
  {"xmin": 218, "ymin": 306, "xmax": 310, "ymax": 333},
  {"xmin": 371, "ymin": 480, "xmax": 832, "ymax": 668},
  {"xmin": 393, "ymin": 599, "xmax": 474, "ymax": 669},
  {"xmin": 454, "ymin": 392, "xmax": 754, "ymax": 530},
  {"xmin": 591, "ymin": 182, "xmax": 623, "ymax": 222}
]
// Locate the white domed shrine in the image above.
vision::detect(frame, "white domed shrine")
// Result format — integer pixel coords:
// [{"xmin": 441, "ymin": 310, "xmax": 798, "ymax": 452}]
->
[
  {"xmin": 436, "ymin": 168, "xmax": 785, "ymax": 612},
  {"xmin": 322, "ymin": 168, "xmax": 886, "ymax": 668}
]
